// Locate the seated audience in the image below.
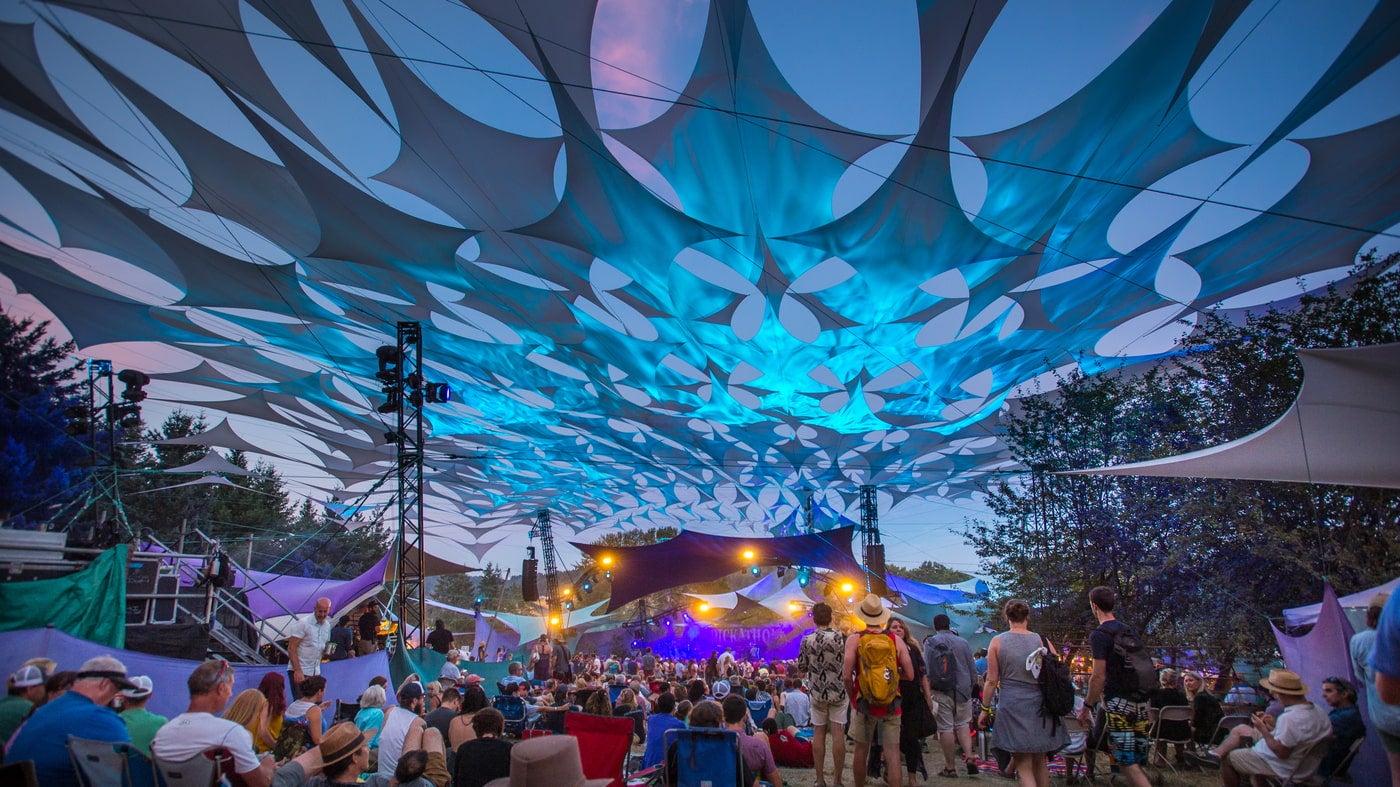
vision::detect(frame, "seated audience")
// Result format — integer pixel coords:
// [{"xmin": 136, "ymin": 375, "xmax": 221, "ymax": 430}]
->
[
  {"xmin": 4, "ymin": 655, "xmax": 133, "ymax": 786},
  {"xmin": 448, "ymin": 683, "xmax": 490, "ymax": 749},
  {"xmin": 453, "ymin": 707, "xmax": 512, "ymax": 787},
  {"xmin": 153, "ymin": 659, "xmax": 275, "ymax": 787},
  {"xmin": 643, "ymin": 691, "xmax": 686, "ymax": 769},
  {"xmin": 1202, "ymin": 669, "xmax": 1330, "ymax": 787},
  {"xmin": 584, "ymin": 687, "xmax": 613, "ymax": 716},
  {"xmin": 223, "ymin": 688, "xmax": 275, "ymax": 754},
  {"xmin": 117, "ymin": 675, "xmax": 165, "ymax": 757},
  {"xmin": 665, "ymin": 700, "xmax": 755, "ymax": 787},
  {"xmin": 378, "ymin": 682, "xmax": 428, "ymax": 779},
  {"xmin": 0, "ymin": 664, "xmax": 49, "ymax": 743},
  {"xmin": 424, "ymin": 686, "xmax": 460, "ymax": 740},
  {"xmin": 781, "ymin": 679, "xmax": 810, "ymax": 727},
  {"xmin": 1150, "ymin": 668, "xmax": 1191, "ymax": 767},
  {"xmin": 1182, "ymin": 670, "xmax": 1223, "ymax": 747},
  {"xmin": 356, "ymin": 683, "xmax": 388, "ymax": 754},
  {"xmin": 723, "ymin": 694, "xmax": 781, "ymax": 787},
  {"xmin": 286, "ymin": 675, "xmax": 332, "ymax": 745},
  {"xmin": 256, "ymin": 671, "xmax": 288, "ymax": 752}
]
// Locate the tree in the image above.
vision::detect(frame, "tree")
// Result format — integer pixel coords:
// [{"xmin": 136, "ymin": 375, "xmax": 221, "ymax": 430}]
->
[
  {"xmin": 963, "ymin": 252, "xmax": 1400, "ymax": 665},
  {"xmin": 888, "ymin": 560, "xmax": 971, "ymax": 585},
  {"xmin": 0, "ymin": 310, "xmax": 84, "ymax": 526}
]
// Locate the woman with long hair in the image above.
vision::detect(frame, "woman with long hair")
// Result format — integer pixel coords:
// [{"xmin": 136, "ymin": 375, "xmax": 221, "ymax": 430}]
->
[
  {"xmin": 255, "ymin": 671, "xmax": 288, "ymax": 748},
  {"xmin": 977, "ymin": 599, "xmax": 1068, "ymax": 787},
  {"xmin": 285, "ymin": 675, "xmax": 330, "ymax": 745},
  {"xmin": 1182, "ymin": 670, "xmax": 1223, "ymax": 747},
  {"xmin": 891, "ymin": 618, "xmax": 935, "ymax": 783},
  {"xmin": 448, "ymin": 683, "xmax": 491, "ymax": 749},
  {"xmin": 223, "ymin": 689, "xmax": 276, "ymax": 753}
]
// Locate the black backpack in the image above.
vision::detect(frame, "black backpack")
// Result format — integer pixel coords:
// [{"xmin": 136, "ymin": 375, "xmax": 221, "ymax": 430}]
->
[
  {"xmin": 1037, "ymin": 635, "xmax": 1076, "ymax": 723},
  {"xmin": 926, "ymin": 637, "xmax": 957, "ymax": 693},
  {"xmin": 1109, "ymin": 624, "xmax": 1157, "ymax": 699}
]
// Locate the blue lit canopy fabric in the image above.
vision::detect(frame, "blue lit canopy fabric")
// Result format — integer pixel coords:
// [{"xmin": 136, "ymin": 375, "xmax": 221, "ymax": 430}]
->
[{"xmin": 0, "ymin": 1, "xmax": 1397, "ymax": 566}]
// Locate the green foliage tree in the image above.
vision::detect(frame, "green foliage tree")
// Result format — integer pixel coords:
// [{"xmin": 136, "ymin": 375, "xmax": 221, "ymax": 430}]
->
[
  {"xmin": 963, "ymin": 253, "xmax": 1400, "ymax": 668},
  {"xmin": 887, "ymin": 560, "xmax": 971, "ymax": 585},
  {"xmin": 0, "ymin": 311, "xmax": 84, "ymax": 526}
]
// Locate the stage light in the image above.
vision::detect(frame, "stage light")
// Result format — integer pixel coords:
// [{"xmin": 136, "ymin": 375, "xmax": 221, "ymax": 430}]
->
[
  {"xmin": 117, "ymin": 369, "xmax": 150, "ymax": 402},
  {"xmin": 561, "ymin": 588, "xmax": 571, "ymax": 596},
  {"xmin": 788, "ymin": 601, "xmax": 800, "ymax": 611},
  {"xmin": 797, "ymin": 568, "xmax": 811, "ymax": 587},
  {"xmin": 600, "ymin": 555, "xmax": 614, "ymax": 566},
  {"xmin": 840, "ymin": 581, "xmax": 854, "ymax": 594},
  {"xmin": 741, "ymin": 548, "xmax": 755, "ymax": 562},
  {"xmin": 550, "ymin": 616, "xmax": 560, "ymax": 625},
  {"xmin": 632, "ymin": 640, "xmax": 641, "ymax": 648},
  {"xmin": 604, "ymin": 570, "xmax": 611, "ymax": 580},
  {"xmin": 683, "ymin": 613, "xmax": 693, "ymax": 623},
  {"xmin": 582, "ymin": 582, "xmax": 592, "ymax": 592},
  {"xmin": 698, "ymin": 603, "xmax": 709, "ymax": 613},
  {"xmin": 423, "ymin": 382, "xmax": 451, "ymax": 403},
  {"xmin": 564, "ymin": 601, "xmax": 573, "ymax": 611},
  {"xmin": 664, "ymin": 619, "xmax": 673, "ymax": 627},
  {"xmin": 750, "ymin": 566, "xmax": 760, "ymax": 576}
]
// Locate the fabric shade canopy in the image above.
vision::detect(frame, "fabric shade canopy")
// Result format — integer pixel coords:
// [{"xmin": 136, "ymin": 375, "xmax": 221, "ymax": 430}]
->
[
  {"xmin": 574, "ymin": 526, "xmax": 864, "ymax": 611},
  {"xmin": 1063, "ymin": 343, "xmax": 1400, "ymax": 488},
  {"xmin": 1282, "ymin": 574, "xmax": 1399, "ymax": 628}
]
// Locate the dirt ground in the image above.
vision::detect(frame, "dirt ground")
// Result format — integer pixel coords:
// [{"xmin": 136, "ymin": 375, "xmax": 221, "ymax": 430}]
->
[{"xmin": 772, "ymin": 757, "xmax": 1222, "ymax": 787}]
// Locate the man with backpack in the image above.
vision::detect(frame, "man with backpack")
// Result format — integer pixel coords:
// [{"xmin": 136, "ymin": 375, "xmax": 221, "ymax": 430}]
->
[
  {"xmin": 843, "ymin": 593, "xmax": 914, "ymax": 787},
  {"xmin": 924, "ymin": 613, "xmax": 979, "ymax": 776},
  {"xmin": 1078, "ymin": 585, "xmax": 1153, "ymax": 787}
]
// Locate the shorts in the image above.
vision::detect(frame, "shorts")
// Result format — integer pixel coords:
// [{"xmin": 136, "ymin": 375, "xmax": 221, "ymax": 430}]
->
[
  {"xmin": 849, "ymin": 708, "xmax": 901, "ymax": 747},
  {"xmin": 810, "ymin": 698, "xmax": 850, "ymax": 727},
  {"xmin": 932, "ymin": 691, "xmax": 973, "ymax": 731},
  {"xmin": 1379, "ymin": 727, "xmax": 1400, "ymax": 754},
  {"xmin": 422, "ymin": 749, "xmax": 450, "ymax": 787},
  {"xmin": 1101, "ymin": 697, "xmax": 1151, "ymax": 766},
  {"xmin": 1226, "ymin": 748, "xmax": 1281, "ymax": 778}
]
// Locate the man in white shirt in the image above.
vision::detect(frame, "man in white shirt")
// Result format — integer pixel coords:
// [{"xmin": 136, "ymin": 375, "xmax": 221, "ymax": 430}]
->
[
  {"xmin": 378, "ymin": 681, "xmax": 427, "ymax": 776},
  {"xmin": 152, "ymin": 660, "xmax": 274, "ymax": 787},
  {"xmin": 287, "ymin": 597, "xmax": 333, "ymax": 692},
  {"xmin": 1210, "ymin": 670, "xmax": 1331, "ymax": 787}
]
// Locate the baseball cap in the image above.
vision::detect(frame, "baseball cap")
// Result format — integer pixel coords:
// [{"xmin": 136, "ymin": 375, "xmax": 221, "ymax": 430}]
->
[
  {"xmin": 76, "ymin": 655, "xmax": 137, "ymax": 691},
  {"xmin": 122, "ymin": 675, "xmax": 153, "ymax": 699},
  {"xmin": 11, "ymin": 665, "xmax": 45, "ymax": 689},
  {"xmin": 398, "ymin": 681, "xmax": 425, "ymax": 701},
  {"xmin": 712, "ymin": 680, "xmax": 730, "ymax": 699}
]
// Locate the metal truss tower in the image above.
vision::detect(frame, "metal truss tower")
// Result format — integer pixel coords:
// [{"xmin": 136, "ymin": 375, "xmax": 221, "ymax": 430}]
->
[
  {"xmin": 64, "ymin": 360, "xmax": 139, "ymax": 542},
  {"xmin": 859, "ymin": 484, "xmax": 887, "ymax": 595},
  {"xmin": 383, "ymin": 321, "xmax": 427, "ymax": 649},
  {"xmin": 531, "ymin": 510, "xmax": 561, "ymax": 631}
]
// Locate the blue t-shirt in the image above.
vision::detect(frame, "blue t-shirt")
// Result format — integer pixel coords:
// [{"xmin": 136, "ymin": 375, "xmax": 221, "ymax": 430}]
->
[
  {"xmin": 642, "ymin": 713, "xmax": 685, "ymax": 769},
  {"xmin": 5, "ymin": 689, "xmax": 130, "ymax": 786},
  {"xmin": 1374, "ymin": 593, "xmax": 1400, "ymax": 683}
]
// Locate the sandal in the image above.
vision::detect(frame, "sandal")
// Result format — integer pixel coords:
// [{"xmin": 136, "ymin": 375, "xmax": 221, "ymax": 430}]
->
[
  {"xmin": 966, "ymin": 758, "xmax": 980, "ymax": 775},
  {"xmin": 939, "ymin": 768, "xmax": 958, "ymax": 778}
]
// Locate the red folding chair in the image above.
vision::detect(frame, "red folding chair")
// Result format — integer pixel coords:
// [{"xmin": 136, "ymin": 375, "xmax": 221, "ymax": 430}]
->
[{"xmin": 564, "ymin": 712, "xmax": 634, "ymax": 787}]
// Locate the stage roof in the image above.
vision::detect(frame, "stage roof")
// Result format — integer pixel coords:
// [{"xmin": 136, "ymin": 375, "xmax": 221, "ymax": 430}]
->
[{"xmin": 2, "ymin": 1, "xmax": 1398, "ymax": 566}]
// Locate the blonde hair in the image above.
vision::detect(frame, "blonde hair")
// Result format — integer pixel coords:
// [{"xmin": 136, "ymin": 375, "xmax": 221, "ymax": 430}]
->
[{"xmin": 223, "ymin": 689, "xmax": 268, "ymax": 729}]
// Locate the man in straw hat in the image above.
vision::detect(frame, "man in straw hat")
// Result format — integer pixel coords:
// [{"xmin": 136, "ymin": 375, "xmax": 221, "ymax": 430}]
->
[
  {"xmin": 842, "ymin": 592, "xmax": 913, "ymax": 787},
  {"xmin": 483, "ymin": 733, "xmax": 611, "ymax": 787},
  {"xmin": 1198, "ymin": 668, "xmax": 1330, "ymax": 786},
  {"xmin": 1351, "ymin": 591, "xmax": 1400, "ymax": 784}
]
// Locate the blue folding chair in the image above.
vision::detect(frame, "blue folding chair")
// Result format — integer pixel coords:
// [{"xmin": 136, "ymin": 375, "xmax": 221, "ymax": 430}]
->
[
  {"xmin": 608, "ymin": 684, "xmax": 624, "ymax": 704},
  {"xmin": 746, "ymin": 698, "xmax": 772, "ymax": 721},
  {"xmin": 663, "ymin": 728, "xmax": 744, "ymax": 787},
  {"xmin": 492, "ymin": 694, "xmax": 528, "ymax": 737}
]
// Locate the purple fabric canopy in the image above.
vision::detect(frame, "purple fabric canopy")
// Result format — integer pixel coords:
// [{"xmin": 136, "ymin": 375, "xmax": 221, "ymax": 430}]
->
[
  {"xmin": 573, "ymin": 526, "xmax": 864, "ymax": 611},
  {"xmin": 239, "ymin": 551, "xmax": 392, "ymax": 620}
]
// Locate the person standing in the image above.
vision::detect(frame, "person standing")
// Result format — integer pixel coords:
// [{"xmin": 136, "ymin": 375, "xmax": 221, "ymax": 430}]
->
[
  {"xmin": 1351, "ymin": 591, "xmax": 1400, "ymax": 786},
  {"xmin": 426, "ymin": 619, "xmax": 454, "ymax": 654},
  {"xmin": 924, "ymin": 613, "xmax": 979, "ymax": 777},
  {"xmin": 1077, "ymin": 586, "xmax": 1151, "ymax": 787},
  {"xmin": 286, "ymin": 597, "xmax": 333, "ymax": 694},
  {"xmin": 357, "ymin": 599, "xmax": 382, "ymax": 656},
  {"xmin": 799, "ymin": 601, "xmax": 849, "ymax": 787},
  {"xmin": 843, "ymin": 593, "xmax": 914, "ymax": 787},
  {"xmin": 529, "ymin": 635, "xmax": 553, "ymax": 684},
  {"xmin": 552, "ymin": 635, "xmax": 572, "ymax": 683},
  {"xmin": 978, "ymin": 599, "xmax": 1068, "ymax": 787},
  {"xmin": 329, "ymin": 615, "xmax": 355, "ymax": 661}
]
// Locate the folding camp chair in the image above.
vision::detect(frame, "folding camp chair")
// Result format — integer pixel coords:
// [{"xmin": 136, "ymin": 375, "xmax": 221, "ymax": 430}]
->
[
  {"xmin": 1214, "ymin": 714, "xmax": 1252, "ymax": 745},
  {"xmin": 492, "ymin": 694, "xmax": 528, "ymax": 737},
  {"xmin": 1324, "ymin": 736, "xmax": 1365, "ymax": 784},
  {"xmin": 1059, "ymin": 715, "xmax": 1093, "ymax": 784},
  {"xmin": 624, "ymin": 708, "xmax": 646, "ymax": 745},
  {"xmin": 68, "ymin": 736, "xmax": 157, "ymax": 787},
  {"xmin": 608, "ymin": 683, "xmax": 625, "ymax": 704},
  {"xmin": 746, "ymin": 698, "xmax": 773, "ymax": 722},
  {"xmin": 565, "ymin": 711, "xmax": 635, "ymax": 787},
  {"xmin": 152, "ymin": 747, "xmax": 233, "ymax": 787},
  {"xmin": 1263, "ymin": 735, "xmax": 1333, "ymax": 786},
  {"xmin": 663, "ymin": 728, "xmax": 744, "ymax": 787},
  {"xmin": 1147, "ymin": 705, "xmax": 1193, "ymax": 772}
]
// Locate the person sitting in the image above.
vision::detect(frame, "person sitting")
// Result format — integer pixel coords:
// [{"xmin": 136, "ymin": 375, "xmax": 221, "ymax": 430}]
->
[
  {"xmin": 4, "ymin": 655, "xmax": 134, "ymax": 786},
  {"xmin": 223, "ymin": 688, "xmax": 274, "ymax": 756},
  {"xmin": 0, "ymin": 664, "xmax": 49, "ymax": 744},
  {"xmin": 377, "ymin": 682, "xmax": 428, "ymax": 779},
  {"xmin": 615, "ymin": 688, "xmax": 639, "ymax": 716},
  {"xmin": 453, "ymin": 707, "xmax": 512, "ymax": 787},
  {"xmin": 355, "ymin": 683, "xmax": 388, "ymax": 770},
  {"xmin": 287, "ymin": 721, "xmax": 373, "ymax": 785},
  {"xmin": 1317, "ymin": 677, "xmax": 1365, "ymax": 781},
  {"xmin": 424, "ymin": 685, "xmax": 460, "ymax": 741},
  {"xmin": 723, "ymin": 694, "xmax": 782, "ymax": 787},
  {"xmin": 255, "ymin": 672, "xmax": 288, "ymax": 753},
  {"xmin": 285, "ymin": 675, "xmax": 332, "ymax": 745},
  {"xmin": 365, "ymin": 724, "xmax": 451, "ymax": 787},
  {"xmin": 1201, "ymin": 669, "xmax": 1330, "ymax": 787},
  {"xmin": 119, "ymin": 676, "xmax": 166, "ymax": 757},
  {"xmin": 448, "ymin": 683, "xmax": 490, "ymax": 749},
  {"xmin": 665, "ymin": 700, "xmax": 755, "ymax": 787},
  {"xmin": 1182, "ymin": 670, "xmax": 1224, "ymax": 748},
  {"xmin": 153, "ymin": 659, "xmax": 275, "ymax": 787},
  {"xmin": 761, "ymin": 717, "xmax": 814, "ymax": 768},
  {"xmin": 643, "ymin": 692, "xmax": 685, "ymax": 769},
  {"xmin": 584, "ymin": 687, "xmax": 614, "ymax": 716},
  {"xmin": 781, "ymin": 679, "xmax": 810, "ymax": 728},
  {"xmin": 500, "ymin": 661, "xmax": 529, "ymax": 690},
  {"xmin": 440, "ymin": 650, "xmax": 462, "ymax": 684},
  {"xmin": 1150, "ymin": 668, "xmax": 1191, "ymax": 767}
]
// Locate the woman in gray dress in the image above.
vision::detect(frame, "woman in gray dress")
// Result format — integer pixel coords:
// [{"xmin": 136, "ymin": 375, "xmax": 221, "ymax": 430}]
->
[{"xmin": 977, "ymin": 599, "xmax": 1068, "ymax": 787}]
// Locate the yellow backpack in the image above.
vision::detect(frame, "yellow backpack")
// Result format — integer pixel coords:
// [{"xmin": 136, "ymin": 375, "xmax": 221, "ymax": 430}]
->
[{"xmin": 856, "ymin": 632, "xmax": 899, "ymax": 708}]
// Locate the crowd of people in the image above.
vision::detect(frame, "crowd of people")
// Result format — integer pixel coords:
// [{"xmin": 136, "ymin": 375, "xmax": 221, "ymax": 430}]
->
[{"xmin": 3, "ymin": 585, "xmax": 1398, "ymax": 787}]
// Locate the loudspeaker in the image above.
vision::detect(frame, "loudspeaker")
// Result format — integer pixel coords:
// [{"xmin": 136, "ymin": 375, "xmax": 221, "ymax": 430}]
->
[
  {"xmin": 522, "ymin": 558, "xmax": 539, "ymax": 601},
  {"xmin": 863, "ymin": 544, "xmax": 888, "ymax": 596},
  {"xmin": 151, "ymin": 574, "xmax": 179, "ymax": 624}
]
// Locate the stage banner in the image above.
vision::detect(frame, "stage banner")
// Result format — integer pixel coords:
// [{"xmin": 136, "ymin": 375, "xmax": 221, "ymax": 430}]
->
[{"xmin": 0, "ymin": 543, "xmax": 127, "ymax": 647}]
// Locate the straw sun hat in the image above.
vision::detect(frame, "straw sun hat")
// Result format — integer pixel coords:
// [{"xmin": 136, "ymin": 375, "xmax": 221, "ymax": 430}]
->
[
  {"xmin": 483, "ymin": 735, "xmax": 611, "ymax": 787},
  {"xmin": 855, "ymin": 593, "xmax": 891, "ymax": 628},
  {"xmin": 1259, "ymin": 669, "xmax": 1309, "ymax": 696}
]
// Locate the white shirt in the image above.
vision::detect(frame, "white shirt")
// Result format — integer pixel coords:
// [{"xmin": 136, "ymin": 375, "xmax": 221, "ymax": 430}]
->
[
  {"xmin": 152, "ymin": 712, "xmax": 261, "ymax": 775},
  {"xmin": 1250, "ymin": 701, "xmax": 1332, "ymax": 778},
  {"xmin": 287, "ymin": 615, "xmax": 333, "ymax": 675},
  {"xmin": 377, "ymin": 706, "xmax": 418, "ymax": 776}
]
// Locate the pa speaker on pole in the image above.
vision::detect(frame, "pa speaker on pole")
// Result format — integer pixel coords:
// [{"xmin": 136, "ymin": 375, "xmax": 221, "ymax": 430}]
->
[
  {"xmin": 522, "ymin": 558, "xmax": 539, "ymax": 602},
  {"xmin": 863, "ymin": 544, "xmax": 888, "ymax": 596}
]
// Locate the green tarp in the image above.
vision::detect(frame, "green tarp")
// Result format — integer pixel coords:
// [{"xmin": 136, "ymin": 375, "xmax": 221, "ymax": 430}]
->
[
  {"xmin": 0, "ymin": 544, "xmax": 127, "ymax": 647},
  {"xmin": 389, "ymin": 645, "xmax": 512, "ymax": 690}
]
